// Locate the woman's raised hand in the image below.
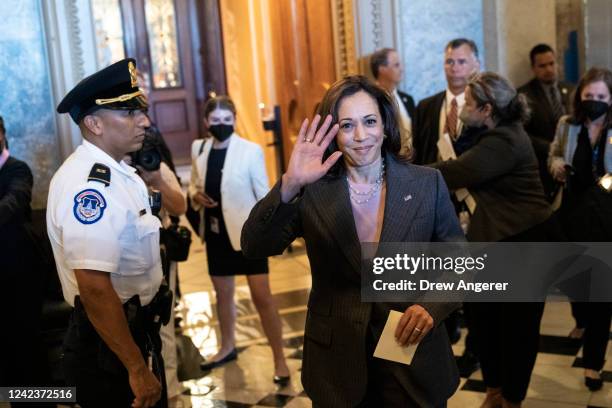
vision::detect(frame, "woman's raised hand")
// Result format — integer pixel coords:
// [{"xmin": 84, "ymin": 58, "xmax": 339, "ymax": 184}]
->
[{"xmin": 280, "ymin": 115, "xmax": 342, "ymax": 202}]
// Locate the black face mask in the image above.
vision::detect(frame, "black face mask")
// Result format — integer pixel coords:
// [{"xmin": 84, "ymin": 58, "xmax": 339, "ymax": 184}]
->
[
  {"xmin": 208, "ymin": 124, "xmax": 234, "ymax": 141},
  {"xmin": 581, "ymin": 100, "xmax": 610, "ymax": 121}
]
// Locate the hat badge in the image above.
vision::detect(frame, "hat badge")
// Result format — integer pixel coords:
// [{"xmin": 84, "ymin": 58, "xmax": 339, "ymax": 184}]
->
[{"xmin": 129, "ymin": 61, "xmax": 138, "ymax": 88}]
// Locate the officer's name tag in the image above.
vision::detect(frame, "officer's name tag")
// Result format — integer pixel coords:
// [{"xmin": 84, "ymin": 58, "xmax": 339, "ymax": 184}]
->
[{"xmin": 210, "ymin": 216, "xmax": 220, "ymax": 234}]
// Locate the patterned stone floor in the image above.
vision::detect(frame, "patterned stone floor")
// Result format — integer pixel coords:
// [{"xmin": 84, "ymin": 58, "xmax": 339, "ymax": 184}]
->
[{"xmin": 166, "ymin": 236, "xmax": 612, "ymax": 408}]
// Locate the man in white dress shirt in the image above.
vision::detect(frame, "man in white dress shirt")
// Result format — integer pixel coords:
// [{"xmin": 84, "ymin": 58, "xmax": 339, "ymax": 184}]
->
[
  {"xmin": 412, "ymin": 38, "xmax": 481, "ymax": 165},
  {"xmin": 370, "ymin": 47, "xmax": 416, "ymax": 157}
]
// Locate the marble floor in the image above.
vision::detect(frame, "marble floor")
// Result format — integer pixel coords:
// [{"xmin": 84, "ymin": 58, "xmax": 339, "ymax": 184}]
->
[{"xmin": 166, "ymin": 232, "xmax": 612, "ymax": 408}]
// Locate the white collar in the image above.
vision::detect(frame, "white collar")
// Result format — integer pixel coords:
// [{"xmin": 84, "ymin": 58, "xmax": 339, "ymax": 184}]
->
[
  {"xmin": 81, "ymin": 140, "xmax": 137, "ymax": 178},
  {"xmin": 445, "ymin": 89, "xmax": 466, "ymax": 107},
  {"xmin": 0, "ymin": 148, "xmax": 9, "ymax": 171}
]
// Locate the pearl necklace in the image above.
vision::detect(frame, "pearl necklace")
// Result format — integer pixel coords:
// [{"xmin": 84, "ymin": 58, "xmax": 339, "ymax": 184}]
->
[{"xmin": 347, "ymin": 160, "xmax": 385, "ymax": 205}]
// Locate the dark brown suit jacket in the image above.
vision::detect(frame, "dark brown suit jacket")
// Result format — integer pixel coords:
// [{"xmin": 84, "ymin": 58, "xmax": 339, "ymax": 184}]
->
[
  {"xmin": 0, "ymin": 156, "xmax": 37, "ymax": 274},
  {"xmin": 242, "ymin": 155, "xmax": 462, "ymax": 407},
  {"xmin": 518, "ymin": 78, "xmax": 574, "ymax": 198}
]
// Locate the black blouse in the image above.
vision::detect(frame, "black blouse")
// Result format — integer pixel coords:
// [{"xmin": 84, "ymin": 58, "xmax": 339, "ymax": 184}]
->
[
  {"xmin": 204, "ymin": 147, "xmax": 228, "ymax": 235},
  {"xmin": 570, "ymin": 125, "xmax": 607, "ymax": 194}
]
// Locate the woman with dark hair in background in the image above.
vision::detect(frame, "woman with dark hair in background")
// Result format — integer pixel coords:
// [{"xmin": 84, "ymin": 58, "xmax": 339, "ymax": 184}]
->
[
  {"xmin": 188, "ymin": 96, "xmax": 290, "ymax": 383},
  {"xmin": 431, "ymin": 72, "xmax": 553, "ymax": 408},
  {"xmin": 549, "ymin": 67, "xmax": 612, "ymax": 392},
  {"xmin": 242, "ymin": 76, "xmax": 463, "ymax": 407}
]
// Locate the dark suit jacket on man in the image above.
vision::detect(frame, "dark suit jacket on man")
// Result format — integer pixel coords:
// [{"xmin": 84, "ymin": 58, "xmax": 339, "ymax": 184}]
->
[
  {"xmin": 0, "ymin": 156, "xmax": 35, "ymax": 267},
  {"xmin": 242, "ymin": 156, "xmax": 462, "ymax": 407},
  {"xmin": 397, "ymin": 89, "xmax": 416, "ymax": 119},
  {"xmin": 0, "ymin": 156, "xmax": 46, "ymax": 387},
  {"xmin": 431, "ymin": 122, "xmax": 552, "ymax": 242},
  {"xmin": 518, "ymin": 79, "xmax": 574, "ymax": 198},
  {"xmin": 412, "ymin": 91, "xmax": 446, "ymax": 165}
]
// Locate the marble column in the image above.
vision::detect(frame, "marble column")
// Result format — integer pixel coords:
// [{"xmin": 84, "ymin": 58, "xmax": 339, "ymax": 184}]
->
[
  {"xmin": 0, "ymin": 0, "xmax": 98, "ymax": 208},
  {"xmin": 555, "ymin": 0, "xmax": 583, "ymax": 81},
  {"xmin": 0, "ymin": 0, "xmax": 60, "ymax": 208},
  {"xmin": 583, "ymin": 0, "xmax": 612, "ymax": 70}
]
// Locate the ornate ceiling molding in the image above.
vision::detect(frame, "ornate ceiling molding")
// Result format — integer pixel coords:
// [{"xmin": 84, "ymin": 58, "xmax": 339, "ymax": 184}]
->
[
  {"xmin": 64, "ymin": 0, "xmax": 85, "ymax": 82},
  {"xmin": 331, "ymin": 0, "xmax": 359, "ymax": 78},
  {"xmin": 370, "ymin": 0, "xmax": 382, "ymax": 50}
]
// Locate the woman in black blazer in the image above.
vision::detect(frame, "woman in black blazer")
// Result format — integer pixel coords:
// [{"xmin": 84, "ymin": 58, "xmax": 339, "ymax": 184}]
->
[
  {"xmin": 242, "ymin": 76, "xmax": 463, "ymax": 407},
  {"xmin": 432, "ymin": 72, "xmax": 553, "ymax": 408}
]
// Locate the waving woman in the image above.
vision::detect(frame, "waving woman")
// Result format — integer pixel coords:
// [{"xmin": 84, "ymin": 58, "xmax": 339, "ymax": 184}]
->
[{"xmin": 242, "ymin": 76, "xmax": 463, "ymax": 407}]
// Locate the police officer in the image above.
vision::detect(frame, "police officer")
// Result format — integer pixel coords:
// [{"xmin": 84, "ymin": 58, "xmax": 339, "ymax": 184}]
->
[{"xmin": 47, "ymin": 58, "xmax": 165, "ymax": 408}]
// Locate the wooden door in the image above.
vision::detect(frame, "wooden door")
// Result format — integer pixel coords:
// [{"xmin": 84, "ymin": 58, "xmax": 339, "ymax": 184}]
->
[
  {"xmin": 91, "ymin": 0, "xmax": 226, "ymax": 164},
  {"xmin": 270, "ymin": 0, "xmax": 337, "ymax": 166},
  {"xmin": 122, "ymin": 0, "xmax": 198, "ymax": 164}
]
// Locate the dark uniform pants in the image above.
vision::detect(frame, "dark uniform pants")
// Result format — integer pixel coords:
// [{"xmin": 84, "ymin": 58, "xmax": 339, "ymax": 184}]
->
[{"xmin": 62, "ymin": 304, "xmax": 167, "ymax": 408}]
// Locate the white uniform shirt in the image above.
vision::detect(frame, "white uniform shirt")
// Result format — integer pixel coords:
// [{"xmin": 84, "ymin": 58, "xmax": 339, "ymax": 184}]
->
[
  {"xmin": 47, "ymin": 140, "xmax": 163, "ymax": 307},
  {"xmin": 392, "ymin": 88, "xmax": 413, "ymax": 156}
]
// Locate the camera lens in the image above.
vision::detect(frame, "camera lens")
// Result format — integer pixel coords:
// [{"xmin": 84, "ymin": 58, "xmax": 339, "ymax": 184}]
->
[{"xmin": 140, "ymin": 149, "xmax": 161, "ymax": 171}]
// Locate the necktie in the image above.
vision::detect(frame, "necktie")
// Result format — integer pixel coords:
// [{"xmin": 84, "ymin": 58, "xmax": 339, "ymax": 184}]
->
[
  {"xmin": 446, "ymin": 98, "xmax": 458, "ymax": 140},
  {"xmin": 548, "ymin": 85, "xmax": 564, "ymax": 121}
]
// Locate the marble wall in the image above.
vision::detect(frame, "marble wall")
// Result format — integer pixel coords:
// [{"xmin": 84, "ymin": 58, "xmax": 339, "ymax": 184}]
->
[
  {"xmin": 0, "ymin": 0, "xmax": 60, "ymax": 209},
  {"xmin": 484, "ymin": 0, "xmax": 556, "ymax": 88},
  {"xmin": 584, "ymin": 0, "xmax": 612, "ymax": 70},
  {"xmin": 396, "ymin": 0, "xmax": 485, "ymax": 103}
]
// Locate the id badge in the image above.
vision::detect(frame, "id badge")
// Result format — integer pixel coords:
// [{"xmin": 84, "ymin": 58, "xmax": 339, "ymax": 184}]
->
[{"xmin": 210, "ymin": 216, "xmax": 220, "ymax": 234}]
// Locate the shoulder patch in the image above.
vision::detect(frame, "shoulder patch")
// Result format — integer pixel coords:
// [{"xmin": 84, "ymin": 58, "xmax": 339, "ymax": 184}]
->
[
  {"xmin": 88, "ymin": 163, "xmax": 111, "ymax": 186},
  {"xmin": 73, "ymin": 189, "xmax": 107, "ymax": 224}
]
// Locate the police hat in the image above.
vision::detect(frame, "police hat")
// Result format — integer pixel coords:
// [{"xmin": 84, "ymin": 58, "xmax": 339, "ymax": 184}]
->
[{"xmin": 57, "ymin": 58, "xmax": 148, "ymax": 124}]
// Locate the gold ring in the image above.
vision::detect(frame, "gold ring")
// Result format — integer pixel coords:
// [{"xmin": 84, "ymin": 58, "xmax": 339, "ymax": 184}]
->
[
  {"xmin": 304, "ymin": 138, "xmax": 313, "ymax": 143},
  {"xmin": 414, "ymin": 328, "xmax": 422, "ymax": 332}
]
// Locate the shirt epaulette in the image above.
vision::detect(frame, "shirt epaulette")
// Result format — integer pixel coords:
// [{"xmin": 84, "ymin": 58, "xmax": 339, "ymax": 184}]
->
[{"xmin": 88, "ymin": 163, "xmax": 111, "ymax": 186}]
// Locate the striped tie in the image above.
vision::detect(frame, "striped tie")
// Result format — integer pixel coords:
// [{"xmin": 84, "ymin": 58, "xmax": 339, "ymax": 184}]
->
[
  {"xmin": 446, "ymin": 98, "xmax": 458, "ymax": 140},
  {"xmin": 548, "ymin": 85, "xmax": 564, "ymax": 122}
]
